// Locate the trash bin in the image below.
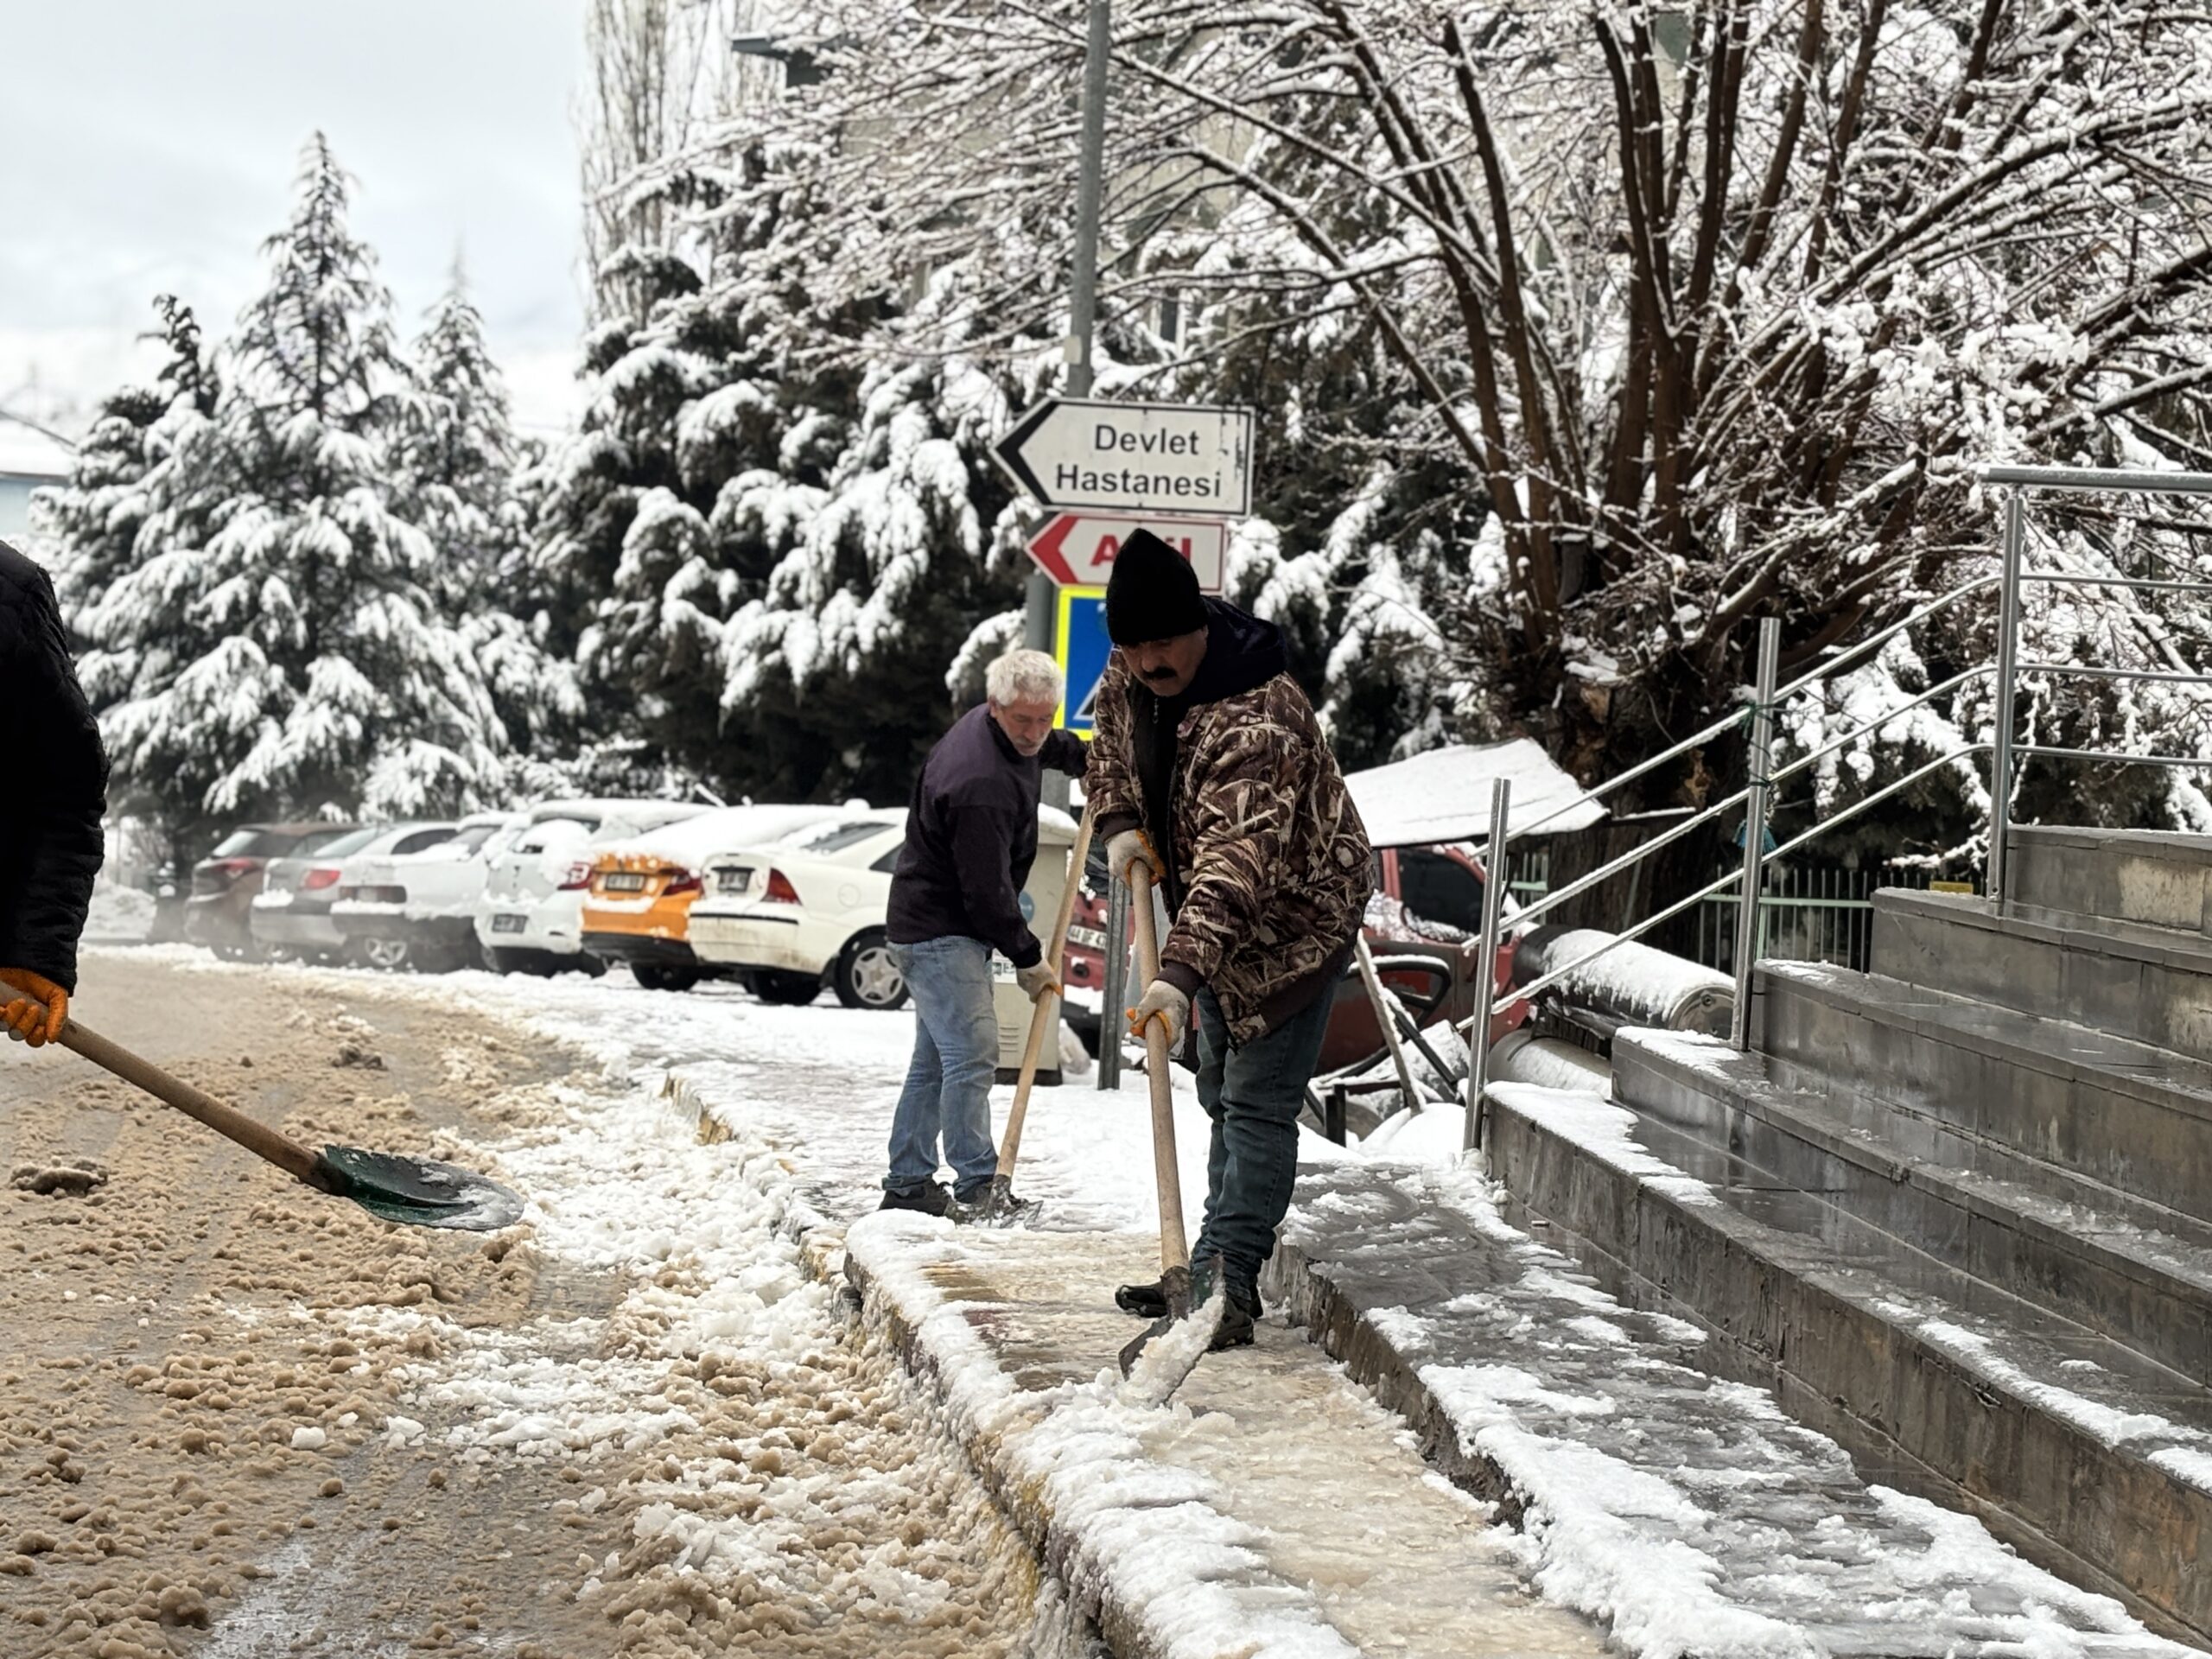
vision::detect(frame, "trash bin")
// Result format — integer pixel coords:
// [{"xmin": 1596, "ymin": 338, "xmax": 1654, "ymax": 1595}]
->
[{"xmin": 991, "ymin": 805, "xmax": 1077, "ymax": 1085}]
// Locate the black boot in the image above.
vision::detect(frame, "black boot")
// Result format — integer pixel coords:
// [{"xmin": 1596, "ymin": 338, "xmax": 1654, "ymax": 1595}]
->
[
  {"xmin": 878, "ymin": 1181, "xmax": 952, "ymax": 1217},
  {"xmin": 1191, "ymin": 1257, "xmax": 1259, "ymax": 1351},
  {"xmin": 1115, "ymin": 1277, "xmax": 1171, "ymax": 1319}
]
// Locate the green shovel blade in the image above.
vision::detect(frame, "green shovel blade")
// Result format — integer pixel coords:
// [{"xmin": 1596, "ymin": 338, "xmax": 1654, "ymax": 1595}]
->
[{"xmin": 315, "ymin": 1145, "xmax": 525, "ymax": 1232}]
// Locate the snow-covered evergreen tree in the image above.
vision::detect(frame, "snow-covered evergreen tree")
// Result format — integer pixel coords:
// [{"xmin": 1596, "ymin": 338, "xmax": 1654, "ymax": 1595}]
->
[
  {"xmin": 72, "ymin": 136, "xmax": 527, "ymax": 849},
  {"xmin": 397, "ymin": 262, "xmax": 524, "ymax": 588},
  {"xmin": 39, "ymin": 296, "xmax": 220, "ymax": 634}
]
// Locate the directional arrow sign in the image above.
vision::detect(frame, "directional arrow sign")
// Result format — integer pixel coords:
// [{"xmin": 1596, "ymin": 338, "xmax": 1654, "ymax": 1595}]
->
[
  {"xmin": 1026, "ymin": 513, "xmax": 1228, "ymax": 593},
  {"xmin": 994, "ymin": 397, "xmax": 1254, "ymax": 517}
]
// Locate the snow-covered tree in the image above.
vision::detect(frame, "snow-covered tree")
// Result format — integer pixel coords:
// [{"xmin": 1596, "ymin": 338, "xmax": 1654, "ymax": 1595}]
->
[
  {"xmin": 743, "ymin": 0, "xmax": 2212, "ymax": 856},
  {"xmin": 72, "ymin": 136, "xmax": 530, "ymax": 851},
  {"xmin": 395, "ymin": 263, "xmax": 525, "ymax": 589},
  {"xmin": 39, "ymin": 296, "xmax": 219, "ymax": 633}
]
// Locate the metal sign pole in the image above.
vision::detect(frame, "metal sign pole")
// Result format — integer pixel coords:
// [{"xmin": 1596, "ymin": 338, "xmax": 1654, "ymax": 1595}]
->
[
  {"xmin": 1098, "ymin": 875, "xmax": 1129, "ymax": 1090},
  {"xmin": 1729, "ymin": 618, "xmax": 1782, "ymax": 1052}
]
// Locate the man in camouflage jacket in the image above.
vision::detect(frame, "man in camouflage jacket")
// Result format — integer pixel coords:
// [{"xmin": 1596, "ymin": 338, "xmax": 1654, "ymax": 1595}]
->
[{"xmin": 1087, "ymin": 530, "xmax": 1370, "ymax": 1346}]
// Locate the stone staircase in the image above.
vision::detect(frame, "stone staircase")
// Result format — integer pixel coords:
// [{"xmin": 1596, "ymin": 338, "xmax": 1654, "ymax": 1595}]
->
[{"xmin": 1483, "ymin": 825, "xmax": 2212, "ymax": 1643}]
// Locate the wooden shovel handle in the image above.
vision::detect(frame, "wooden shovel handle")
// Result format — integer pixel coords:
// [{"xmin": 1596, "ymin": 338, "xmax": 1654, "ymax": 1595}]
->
[
  {"xmin": 1127, "ymin": 864, "xmax": 1189, "ymax": 1274},
  {"xmin": 995, "ymin": 803, "xmax": 1098, "ymax": 1180},
  {"xmin": 54, "ymin": 1018, "xmax": 329, "ymax": 1189}
]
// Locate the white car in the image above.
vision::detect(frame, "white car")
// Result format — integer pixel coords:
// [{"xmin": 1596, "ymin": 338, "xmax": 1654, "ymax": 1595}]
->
[
  {"xmin": 473, "ymin": 798, "xmax": 708, "ymax": 975},
  {"xmin": 689, "ymin": 811, "xmax": 910, "ymax": 1009},
  {"xmin": 250, "ymin": 823, "xmax": 460, "ymax": 962},
  {"xmin": 332, "ymin": 811, "xmax": 527, "ymax": 971}
]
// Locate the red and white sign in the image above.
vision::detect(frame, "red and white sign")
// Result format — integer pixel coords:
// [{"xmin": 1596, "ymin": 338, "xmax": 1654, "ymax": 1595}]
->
[{"xmin": 1025, "ymin": 513, "xmax": 1228, "ymax": 593}]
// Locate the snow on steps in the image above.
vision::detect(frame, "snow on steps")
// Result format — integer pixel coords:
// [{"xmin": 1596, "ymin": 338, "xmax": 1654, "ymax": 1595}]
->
[
  {"xmin": 838, "ymin": 1213, "xmax": 1610, "ymax": 1659},
  {"xmin": 1272, "ymin": 1153, "xmax": 2202, "ymax": 1659},
  {"xmin": 1476, "ymin": 1077, "xmax": 2212, "ymax": 1647}
]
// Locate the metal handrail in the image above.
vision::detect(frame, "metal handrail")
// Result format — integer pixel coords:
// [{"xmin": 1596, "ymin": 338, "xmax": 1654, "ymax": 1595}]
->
[
  {"xmin": 1485, "ymin": 745, "xmax": 1990, "ymax": 1014},
  {"xmin": 1503, "ymin": 574, "xmax": 1998, "ymax": 853},
  {"xmin": 1450, "ymin": 462, "xmax": 2212, "ymax": 1155}
]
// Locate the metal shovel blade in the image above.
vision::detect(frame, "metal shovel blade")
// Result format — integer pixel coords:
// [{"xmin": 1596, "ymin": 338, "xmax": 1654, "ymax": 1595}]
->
[
  {"xmin": 315, "ymin": 1145, "xmax": 525, "ymax": 1232},
  {"xmin": 1115, "ymin": 1262, "xmax": 1193, "ymax": 1376},
  {"xmin": 976, "ymin": 1174, "xmax": 1042, "ymax": 1229}
]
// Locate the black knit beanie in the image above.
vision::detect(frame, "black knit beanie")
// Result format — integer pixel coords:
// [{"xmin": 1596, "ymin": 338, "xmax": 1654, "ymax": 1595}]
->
[{"xmin": 1105, "ymin": 528, "xmax": 1209, "ymax": 646}]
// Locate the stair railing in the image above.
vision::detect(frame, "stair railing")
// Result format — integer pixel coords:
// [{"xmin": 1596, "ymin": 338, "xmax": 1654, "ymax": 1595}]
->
[{"xmin": 1462, "ymin": 463, "xmax": 2212, "ymax": 1151}]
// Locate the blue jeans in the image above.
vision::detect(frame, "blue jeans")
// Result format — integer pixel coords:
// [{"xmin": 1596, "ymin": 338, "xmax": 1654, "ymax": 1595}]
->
[
  {"xmin": 885, "ymin": 937, "xmax": 1001, "ymax": 1198},
  {"xmin": 1191, "ymin": 983, "xmax": 1333, "ymax": 1305}
]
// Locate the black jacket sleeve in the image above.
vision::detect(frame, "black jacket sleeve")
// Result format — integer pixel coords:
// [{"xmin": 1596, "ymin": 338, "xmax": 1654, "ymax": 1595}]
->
[
  {"xmin": 950, "ymin": 795, "xmax": 1042, "ymax": 968},
  {"xmin": 0, "ymin": 548, "xmax": 109, "ymax": 992},
  {"xmin": 1041, "ymin": 728, "xmax": 1089, "ymax": 776}
]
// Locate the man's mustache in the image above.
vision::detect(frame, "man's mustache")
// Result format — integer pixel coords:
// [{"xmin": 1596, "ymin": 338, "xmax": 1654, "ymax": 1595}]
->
[{"xmin": 1141, "ymin": 667, "xmax": 1179, "ymax": 683}]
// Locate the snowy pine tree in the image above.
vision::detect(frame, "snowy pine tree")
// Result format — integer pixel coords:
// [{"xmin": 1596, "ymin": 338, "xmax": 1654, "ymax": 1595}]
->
[
  {"xmin": 397, "ymin": 262, "xmax": 524, "ymax": 590},
  {"xmin": 72, "ymin": 136, "xmax": 526, "ymax": 851},
  {"xmin": 40, "ymin": 296, "xmax": 220, "ymax": 635}
]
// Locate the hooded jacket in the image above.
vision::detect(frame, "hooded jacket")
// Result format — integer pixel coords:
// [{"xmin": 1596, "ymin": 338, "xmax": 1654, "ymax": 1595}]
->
[
  {"xmin": 0, "ymin": 538, "xmax": 109, "ymax": 992},
  {"xmin": 1086, "ymin": 598, "xmax": 1371, "ymax": 1044}
]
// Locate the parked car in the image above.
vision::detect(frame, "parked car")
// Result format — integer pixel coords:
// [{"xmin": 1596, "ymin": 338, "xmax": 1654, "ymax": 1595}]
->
[
  {"xmin": 1059, "ymin": 841, "xmax": 1526, "ymax": 1071},
  {"xmin": 473, "ymin": 799, "xmax": 708, "ymax": 975},
  {"xmin": 579, "ymin": 804, "xmax": 845, "ymax": 991},
  {"xmin": 186, "ymin": 823, "xmax": 362, "ymax": 959},
  {"xmin": 333, "ymin": 812, "xmax": 524, "ymax": 972},
  {"xmin": 251, "ymin": 823, "xmax": 461, "ymax": 964},
  {"xmin": 689, "ymin": 811, "xmax": 911, "ymax": 1009},
  {"xmin": 245, "ymin": 825, "xmax": 380, "ymax": 962}
]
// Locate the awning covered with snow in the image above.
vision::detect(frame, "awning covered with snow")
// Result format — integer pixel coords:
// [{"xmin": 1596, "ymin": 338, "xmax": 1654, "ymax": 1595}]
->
[{"xmin": 1345, "ymin": 739, "xmax": 1605, "ymax": 849}]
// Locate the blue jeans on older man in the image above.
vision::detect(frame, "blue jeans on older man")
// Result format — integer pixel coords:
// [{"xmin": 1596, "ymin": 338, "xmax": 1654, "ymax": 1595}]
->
[{"xmin": 884, "ymin": 936, "xmax": 1001, "ymax": 1200}]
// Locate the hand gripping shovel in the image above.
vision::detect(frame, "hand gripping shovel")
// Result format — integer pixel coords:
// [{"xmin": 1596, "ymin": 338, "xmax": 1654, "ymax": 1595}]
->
[
  {"xmin": 35, "ymin": 1014, "xmax": 524, "ymax": 1230},
  {"xmin": 978, "ymin": 802, "xmax": 1096, "ymax": 1226},
  {"xmin": 1115, "ymin": 862, "xmax": 1224, "ymax": 1397}
]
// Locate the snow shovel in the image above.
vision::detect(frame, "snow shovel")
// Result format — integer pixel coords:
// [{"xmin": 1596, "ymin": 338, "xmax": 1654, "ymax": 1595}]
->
[
  {"xmin": 39, "ymin": 1014, "xmax": 524, "ymax": 1231},
  {"xmin": 978, "ymin": 801, "xmax": 1097, "ymax": 1226},
  {"xmin": 1115, "ymin": 862, "xmax": 1223, "ymax": 1394}
]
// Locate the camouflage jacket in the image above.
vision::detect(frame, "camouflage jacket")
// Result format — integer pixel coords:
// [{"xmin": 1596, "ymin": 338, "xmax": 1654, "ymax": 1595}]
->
[{"xmin": 1085, "ymin": 646, "xmax": 1371, "ymax": 1045}]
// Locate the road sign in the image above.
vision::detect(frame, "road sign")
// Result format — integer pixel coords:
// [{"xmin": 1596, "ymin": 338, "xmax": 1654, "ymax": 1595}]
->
[
  {"xmin": 1052, "ymin": 586, "xmax": 1111, "ymax": 736},
  {"xmin": 994, "ymin": 397, "xmax": 1254, "ymax": 516},
  {"xmin": 1026, "ymin": 513, "xmax": 1228, "ymax": 593}
]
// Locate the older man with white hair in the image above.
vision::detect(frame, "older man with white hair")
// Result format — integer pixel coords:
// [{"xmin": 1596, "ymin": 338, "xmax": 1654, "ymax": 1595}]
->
[{"xmin": 880, "ymin": 648, "xmax": 1088, "ymax": 1215}]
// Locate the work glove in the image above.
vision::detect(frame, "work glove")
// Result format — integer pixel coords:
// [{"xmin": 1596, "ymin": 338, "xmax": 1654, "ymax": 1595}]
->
[
  {"xmin": 1106, "ymin": 828, "xmax": 1163, "ymax": 888},
  {"xmin": 0, "ymin": 969, "xmax": 68, "ymax": 1049},
  {"xmin": 1126, "ymin": 977, "xmax": 1190, "ymax": 1044},
  {"xmin": 1014, "ymin": 960, "xmax": 1061, "ymax": 1003}
]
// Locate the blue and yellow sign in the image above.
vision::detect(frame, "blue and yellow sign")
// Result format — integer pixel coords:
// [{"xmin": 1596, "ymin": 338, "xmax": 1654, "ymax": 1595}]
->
[{"xmin": 1052, "ymin": 585, "xmax": 1110, "ymax": 736}]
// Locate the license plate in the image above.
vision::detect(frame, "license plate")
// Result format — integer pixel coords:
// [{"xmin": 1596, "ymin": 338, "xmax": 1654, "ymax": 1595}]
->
[
  {"xmin": 1069, "ymin": 926, "xmax": 1108, "ymax": 950},
  {"xmin": 492, "ymin": 913, "xmax": 527, "ymax": 934},
  {"xmin": 603, "ymin": 873, "xmax": 647, "ymax": 893},
  {"xmin": 717, "ymin": 868, "xmax": 753, "ymax": 895}
]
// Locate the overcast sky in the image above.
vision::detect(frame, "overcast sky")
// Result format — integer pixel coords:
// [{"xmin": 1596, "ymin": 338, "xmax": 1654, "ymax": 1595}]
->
[{"xmin": 0, "ymin": 1, "xmax": 593, "ymax": 440}]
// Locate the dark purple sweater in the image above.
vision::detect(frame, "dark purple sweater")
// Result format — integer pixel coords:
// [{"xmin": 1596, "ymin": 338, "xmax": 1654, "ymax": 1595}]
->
[{"xmin": 886, "ymin": 705, "xmax": 1086, "ymax": 967}]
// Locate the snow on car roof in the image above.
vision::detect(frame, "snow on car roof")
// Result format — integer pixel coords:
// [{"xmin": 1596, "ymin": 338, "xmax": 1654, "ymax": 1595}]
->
[
  {"xmin": 1345, "ymin": 739, "xmax": 1605, "ymax": 849},
  {"xmin": 608, "ymin": 804, "xmax": 848, "ymax": 868}
]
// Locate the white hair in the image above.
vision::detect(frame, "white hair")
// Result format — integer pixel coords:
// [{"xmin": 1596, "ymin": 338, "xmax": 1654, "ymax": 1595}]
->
[{"xmin": 986, "ymin": 648, "xmax": 1064, "ymax": 707}]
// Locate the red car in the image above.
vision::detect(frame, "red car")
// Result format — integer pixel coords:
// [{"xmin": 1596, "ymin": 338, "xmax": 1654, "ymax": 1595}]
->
[{"xmin": 1060, "ymin": 842, "xmax": 1527, "ymax": 1072}]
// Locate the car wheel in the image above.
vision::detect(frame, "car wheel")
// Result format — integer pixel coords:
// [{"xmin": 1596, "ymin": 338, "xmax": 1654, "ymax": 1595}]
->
[
  {"xmin": 834, "ymin": 931, "xmax": 907, "ymax": 1011},
  {"xmin": 362, "ymin": 937, "xmax": 411, "ymax": 973},
  {"xmin": 744, "ymin": 969, "xmax": 821, "ymax": 1007},
  {"xmin": 632, "ymin": 963, "xmax": 701, "ymax": 993},
  {"xmin": 483, "ymin": 945, "xmax": 522, "ymax": 975}
]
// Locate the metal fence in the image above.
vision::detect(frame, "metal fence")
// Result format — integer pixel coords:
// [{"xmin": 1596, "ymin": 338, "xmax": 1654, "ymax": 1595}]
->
[
  {"xmin": 1691, "ymin": 863, "xmax": 1944, "ymax": 975},
  {"xmin": 1503, "ymin": 848, "xmax": 1943, "ymax": 976}
]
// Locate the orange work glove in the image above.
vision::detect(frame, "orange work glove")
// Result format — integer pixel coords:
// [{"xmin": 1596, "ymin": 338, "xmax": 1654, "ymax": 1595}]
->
[
  {"xmin": 0, "ymin": 969, "xmax": 68, "ymax": 1049},
  {"xmin": 1105, "ymin": 828, "xmax": 1163, "ymax": 888}
]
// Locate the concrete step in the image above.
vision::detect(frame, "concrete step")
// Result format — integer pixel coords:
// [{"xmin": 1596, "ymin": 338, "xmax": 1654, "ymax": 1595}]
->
[
  {"xmin": 1615, "ymin": 1026, "xmax": 2212, "ymax": 1385},
  {"xmin": 1479, "ymin": 1078, "xmax": 2212, "ymax": 1644},
  {"xmin": 2012, "ymin": 825, "xmax": 2212, "ymax": 936},
  {"xmin": 1754, "ymin": 958, "xmax": 2212, "ymax": 1227},
  {"xmin": 1874, "ymin": 885, "xmax": 2212, "ymax": 1065},
  {"xmin": 1275, "ymin": 1154, "xmax": 2204, "ymax": 1656}
]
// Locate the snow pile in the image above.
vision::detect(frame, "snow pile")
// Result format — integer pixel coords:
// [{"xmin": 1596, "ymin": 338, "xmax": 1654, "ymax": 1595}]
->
[
  {"xmin": 83, "ymin": 880, "xmax": 156, "ymax": 942},
  {"xmin": 601, "ymin": 802, "xmax": 850, "ymax": 872}
]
